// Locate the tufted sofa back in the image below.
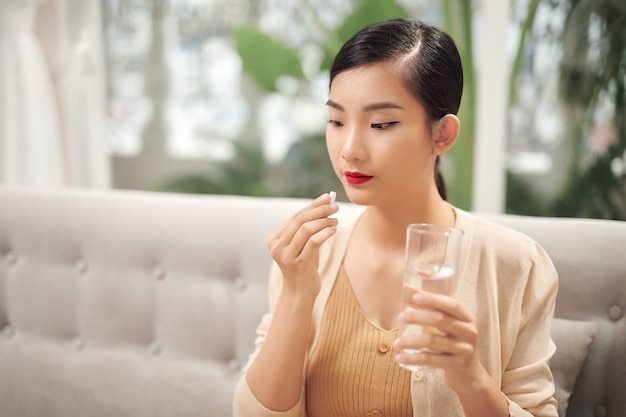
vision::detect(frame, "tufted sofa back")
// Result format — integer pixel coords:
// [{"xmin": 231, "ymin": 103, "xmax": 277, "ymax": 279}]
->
[
  {"xmin": 0, "ymin": 187, "xmax": 624, "ymax": 417},
  {"xmin": 0, "ymin": 188, "xmax": 299, "ymax": 417}
]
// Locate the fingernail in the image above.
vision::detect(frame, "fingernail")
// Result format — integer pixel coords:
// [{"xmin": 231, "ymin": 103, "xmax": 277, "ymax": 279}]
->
[{"xmin": 413, "ymin": 294, "xmax": 425, "ymax": 303}]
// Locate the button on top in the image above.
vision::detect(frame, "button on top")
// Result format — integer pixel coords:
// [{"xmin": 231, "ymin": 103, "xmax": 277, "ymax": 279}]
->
[
  {"xmin": 608, "ymin": 305, "xmax": 623, "ymax": 321},
  {"xmin": 228, "ymin": 359, "xmax": 241, "ymax": 372},
  {"xmin": 152, "ymin": 265, "xmax": 166, "ymax": 281},
  {"xmin": 4, "ymin": 251, "xmax": 16, "ymax": 266},
  {"xmin": 371, "ymin": 410, "xmax": 382, "ymax": 417},
  {"xmin": 73, "ymin": 338, "xmax": 85, "ymax": 351},
  {"xmin": 234, "ymin": 278, "xmax": 247, "ymax": 291},
  {"xmin": 412, "ymin": 371, "xmax": 425, "ymax": 382},
  {"xmin": 75, "ymin": 259, "xmax": 88, "ymax": 274},
  {"xmin": 149, "ymin": 342, "xmax": 162, "ymax": 355},
  {"xmin": 378, "ymin": 343, "xmax": 390, "ymax": 354},
  {"xmin": 3, "ymin": 325, "xmax": 14, "ymax": 337}
]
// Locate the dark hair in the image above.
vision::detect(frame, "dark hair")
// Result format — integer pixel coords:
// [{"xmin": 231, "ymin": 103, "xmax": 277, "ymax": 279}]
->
[{"xmin": 329, "ymin": 18, "xmax": 463, "ymax": 200}]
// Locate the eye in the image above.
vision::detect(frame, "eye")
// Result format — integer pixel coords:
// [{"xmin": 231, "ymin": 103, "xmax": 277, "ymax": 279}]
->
[
  {"xmin": 327, "ymin": 119, "xmax": 344, "ymax": 127},
  {"xmin": 371, "ymin": 122, "xmax": 399, "ymax": 130}
]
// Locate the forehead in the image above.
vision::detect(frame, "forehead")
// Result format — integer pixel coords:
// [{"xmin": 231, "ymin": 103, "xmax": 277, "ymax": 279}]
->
[{"xmin": 328, "ymin": 61, "xmax": 421, "ymax": 111}]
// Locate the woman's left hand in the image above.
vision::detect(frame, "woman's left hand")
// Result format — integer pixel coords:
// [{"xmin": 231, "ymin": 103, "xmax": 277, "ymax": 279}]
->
[{"xmin": 393, "ymin": 291, "xmax": 486, "ymax": 394}]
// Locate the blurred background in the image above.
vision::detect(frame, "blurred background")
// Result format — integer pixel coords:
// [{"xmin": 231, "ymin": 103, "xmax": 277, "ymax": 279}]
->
[{"xmin": 1, "ymin": 0, "xmax": 625, "ymax": 219}]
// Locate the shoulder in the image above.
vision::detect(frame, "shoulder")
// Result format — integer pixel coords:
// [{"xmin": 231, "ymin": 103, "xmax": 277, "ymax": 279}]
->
[
  {"xmin": 453, "ymin": 208, "xmax": 553, "ymax": 280},
  {"xmin": 455, "ymin": 207, "xmax": 542, "ymax": 256},
  {"xmin": 453, "ymin": 208, "xmax": 558, "ymax": 323}
]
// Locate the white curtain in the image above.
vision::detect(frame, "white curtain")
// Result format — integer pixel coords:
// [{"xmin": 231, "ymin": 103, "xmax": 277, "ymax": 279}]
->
[
  {"xmin": 0, "ymin": 0, "xmax": 65, "ymax": 186},
  {"xmin": 0, "ymin": 0, "xmax": 110, "ymax": 188}
]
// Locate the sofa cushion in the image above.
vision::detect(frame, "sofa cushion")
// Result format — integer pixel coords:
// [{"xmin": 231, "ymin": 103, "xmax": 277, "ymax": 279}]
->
[{"xmin": 550, "ymin": 318, "xmax": 597, "ymax": 417}]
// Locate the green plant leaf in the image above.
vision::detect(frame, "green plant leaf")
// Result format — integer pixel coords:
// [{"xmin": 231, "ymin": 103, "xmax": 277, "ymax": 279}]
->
[
  {"xmin": 337, "ymin": 0, "xmax": 410, "ymax": 45},
  {"xmin": 233, "ymin": 26, "xmax": 305, "ymax": 92},
  {"xmin": 318, "ymin": 0, "xmax": 410, "ymax": 72}
]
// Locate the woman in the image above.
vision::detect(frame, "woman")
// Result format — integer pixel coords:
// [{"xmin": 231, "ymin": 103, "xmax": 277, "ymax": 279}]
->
[{"xmin": 233, "ymin": 18, "xmax": 558, "ymax": 417}]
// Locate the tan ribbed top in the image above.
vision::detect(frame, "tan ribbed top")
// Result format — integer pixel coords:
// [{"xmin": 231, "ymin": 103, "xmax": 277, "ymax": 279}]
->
[{"xmin": 306, "ymin": 266, "xmax": 412, "ymax": 417}]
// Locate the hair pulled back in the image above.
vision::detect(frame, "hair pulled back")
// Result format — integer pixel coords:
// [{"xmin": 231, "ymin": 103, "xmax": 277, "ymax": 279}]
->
[{"xmin": 329, "ymin": 18, "xmax": 464, "ymax": 199}]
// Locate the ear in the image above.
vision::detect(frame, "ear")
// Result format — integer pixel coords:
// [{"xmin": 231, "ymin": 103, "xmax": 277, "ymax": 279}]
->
[{"xmin": 431, "ymin": 114, "xmax": 460, "ymax": 156}]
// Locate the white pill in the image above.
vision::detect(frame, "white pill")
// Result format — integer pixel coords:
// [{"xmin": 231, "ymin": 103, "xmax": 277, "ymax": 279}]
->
[{"xmin": 329, "ymin": 191, "xmax": 336, "ymax": 204}]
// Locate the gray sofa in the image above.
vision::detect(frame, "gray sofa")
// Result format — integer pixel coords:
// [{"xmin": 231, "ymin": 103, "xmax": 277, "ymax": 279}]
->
[{"xmin": 0, "ymin": 186, "xmax": 624, "ymax": 417}]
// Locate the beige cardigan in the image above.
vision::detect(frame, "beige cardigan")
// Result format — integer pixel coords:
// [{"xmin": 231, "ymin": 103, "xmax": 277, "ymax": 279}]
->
[{"xmin": 233, "ymin": 207, "xmax": 558, "ymax": 417}]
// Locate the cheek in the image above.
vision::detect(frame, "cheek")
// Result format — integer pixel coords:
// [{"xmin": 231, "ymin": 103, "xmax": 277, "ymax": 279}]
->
[
  {"xmin": 386, "ymin": 133, "xmax": 434, "ymax": 177},
  {"xmin": 325, "ymin": 128, "xmax": 342, "ymax": 166}
]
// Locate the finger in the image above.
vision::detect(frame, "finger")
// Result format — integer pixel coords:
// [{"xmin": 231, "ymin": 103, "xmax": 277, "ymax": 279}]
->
[
  {"xmin": 394, "ymin": 332, "xmax": 475, "ymax": 371},
  {"xmin": 280, "ymin": 217, "xmax": 338, "ymax": 261},
  {"xmin": 399, "ymin": 308, "xmax": 478, "ymax": 351},
  {"xmin": 267, "ymin": 194, "xmax": 329, "ymax": 244},
  {"xmin": 400, "ymin": 308, "xmax": 454, "ymax": 333},
  {"xmin": 408, "ymin": 292, "xmax": 473, "ymax": 323},
  {"xmin": 267, "ymin": 193, "xmax": 338, "ymax": 252},
  {"xmin": 399, "ymin": 340, "xmax": 476, "ymax": 370},
  {"xmin": 395, "ymin": 327, "xmax": 468, "ymax": 354},
  {"xmin": 298, "ymin": 220, "xmax": 338, "ymax": 259},
  {"xmin": 398, "ymin": 314, "xmax": 474, "ymax": 360},
  {"xmin": 394, "ymin": 349, "xmax": 432, "ymax": 368},
  {"xmin": 394, "ymin": 348, "xmax": 454, "ymax": 370},
  {"xmin": 277, "ymin": 193, "xmax": 337, "ymax": 239},
  {"xmin": 402, "ymin": 284, "xmax": 422, "ymax": 304},
  {"xmin": 393, "ymin": 334, "xmax": 453, "ymax": 369}
]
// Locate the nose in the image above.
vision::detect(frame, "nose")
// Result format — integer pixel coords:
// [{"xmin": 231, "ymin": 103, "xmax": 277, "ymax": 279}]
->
[{"xmin": 341, "ymin": 126, "xmax": 367, "ymax": 162}]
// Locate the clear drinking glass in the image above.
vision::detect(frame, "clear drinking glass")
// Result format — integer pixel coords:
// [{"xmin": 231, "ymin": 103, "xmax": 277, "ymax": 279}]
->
[{"xmin": 397, "ymin": 223, "xmax": 464, "ymax": 372}]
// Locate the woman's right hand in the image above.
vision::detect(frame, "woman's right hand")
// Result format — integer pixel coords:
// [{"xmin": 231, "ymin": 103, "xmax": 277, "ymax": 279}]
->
[{"xmin": 266, "ymin": 193, "xmax": 339, "ymax": 298}]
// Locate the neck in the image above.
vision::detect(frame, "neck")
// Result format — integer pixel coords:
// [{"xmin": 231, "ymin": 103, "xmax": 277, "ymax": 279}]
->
[{"xmin": 358, "ymin": 191, "xmax": 455, "ymax": 250}]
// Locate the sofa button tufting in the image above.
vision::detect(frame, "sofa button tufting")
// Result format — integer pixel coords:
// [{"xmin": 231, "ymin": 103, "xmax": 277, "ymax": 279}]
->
[
  {"xmin": 149, "ymin": 342, "xmax": 162, "ymax": 355},
  {"xmin": 75, "ymin": 259, "xmax": 88, "ymax": 274},
  {"xmin": 228, "ymin": 359, "xmax": 240, "ymax": 372},
  {"xmin": 608, "ymin": 305, "xmax": 623, "ymax": 321},
  {"xmin": 3, "ymin": 325, "xmax": 14, "ymax": 337},
  {"xmin": 234, "ymin": 278, "xmax": 247, "ymax": 291},
  {"xmin": 594, "ymin": 404, "xmax": 607, "ymax": 417},
  {"xmin": 4, "ymin": 251, "xmax": 17, "ymax": 266},
  {"xmin": 73, "ymin": 338, "xmax": 85, "ymax": 351},
  {"xmin": 152, "ymin": 265, "xmax": 166, "ymax": 281}
]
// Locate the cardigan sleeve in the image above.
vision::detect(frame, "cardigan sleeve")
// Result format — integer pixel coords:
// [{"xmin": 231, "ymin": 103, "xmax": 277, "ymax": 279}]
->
[
  {"xmin": 233, "ymin": 377, "xmax": 305, "ymax": 417},
  {"xmin": 232, "ymin": 262, "xmax": 307, "ymax": 417},
  {"xmin": 504, "ymin": 243, "xmax": 559, "ymax": 417}
]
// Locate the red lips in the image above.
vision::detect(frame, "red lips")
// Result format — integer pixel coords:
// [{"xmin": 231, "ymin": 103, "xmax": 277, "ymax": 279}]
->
[{"xmin": 344, "ymin": 171, "xmax": 373, "ymax": 185}]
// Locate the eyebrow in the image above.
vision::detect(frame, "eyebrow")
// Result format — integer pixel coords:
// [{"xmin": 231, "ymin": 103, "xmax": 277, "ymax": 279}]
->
[{"xmin": 326, "ymin": 99, "xmax": 404, "ymax": 112}]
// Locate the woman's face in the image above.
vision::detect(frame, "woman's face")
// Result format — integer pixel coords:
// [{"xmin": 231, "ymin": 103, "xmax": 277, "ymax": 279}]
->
[{"xmin": 326, "ymin": 61, "xmax": 437, "ymax": 207}]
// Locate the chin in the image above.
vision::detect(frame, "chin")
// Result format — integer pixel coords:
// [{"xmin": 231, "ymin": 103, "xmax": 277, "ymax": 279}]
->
[{"xmin": 343, "ymin": 188, "xmax": 378, "ymax": 206}]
